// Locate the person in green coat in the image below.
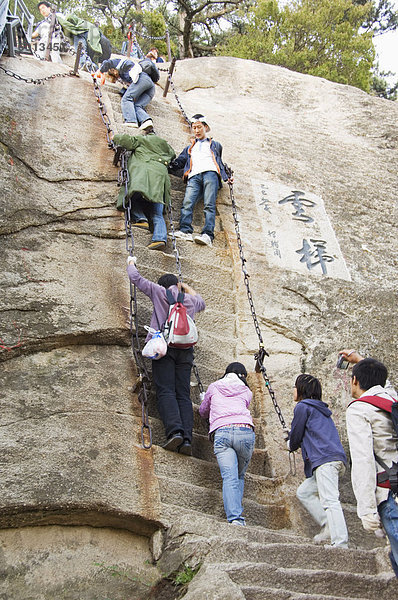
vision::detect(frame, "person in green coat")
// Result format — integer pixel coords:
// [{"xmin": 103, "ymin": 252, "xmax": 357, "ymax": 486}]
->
[
  {"xmin": 113, "ymin": 132, "xmax": 176, "ymax": 250},
  {"xmin": 56, "ymin": 12, "xmax": 103, "ymax": 67}
]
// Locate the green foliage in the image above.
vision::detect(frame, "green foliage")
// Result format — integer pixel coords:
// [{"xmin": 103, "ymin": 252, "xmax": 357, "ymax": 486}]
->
[
  {"xmin": 173, "ymin": 563, "xmax": 201, "ymax": 586},
  {"xmin": 371, "ymin": 67, "xmax": 398, "ymax": 100},
  {"xmin": 218, "ymin": 0, "xmax": 375, "ymax": 91},
  {"xmin": 354, "ymin": 0, "xmax": 398, "ymax": 34}
]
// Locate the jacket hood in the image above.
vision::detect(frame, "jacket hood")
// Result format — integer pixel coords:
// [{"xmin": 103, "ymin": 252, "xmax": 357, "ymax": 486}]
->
[
  {"xmin": 301, "ymin": 398, "xmax": 332, "ymax": 418},
  {"xmin": 214, "ymin": 373, "xmax": 247, "ymax": 397}
]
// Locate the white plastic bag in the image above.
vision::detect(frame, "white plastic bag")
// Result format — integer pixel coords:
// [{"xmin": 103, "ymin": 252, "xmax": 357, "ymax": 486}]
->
[{"xmin": 142, "ymin": 326, "xmax": 167, "ymax": 360}]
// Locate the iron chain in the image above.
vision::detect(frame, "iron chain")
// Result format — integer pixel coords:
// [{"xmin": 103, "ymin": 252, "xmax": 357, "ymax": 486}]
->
[
  {"xmin": 225, "ymin": 165, "xmax": 288, "ymax": 432},
  {"xmin": 0, "ymin": 63, "xmax": 75, "ymax": 84},
  {"xmin": 92, "ymin": 72, "xmax": 153, "ymax": 448}
]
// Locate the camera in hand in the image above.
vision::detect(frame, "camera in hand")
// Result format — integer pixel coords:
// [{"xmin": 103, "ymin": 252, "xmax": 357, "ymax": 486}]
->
[{"xmin": 336, "ymin": 355, "xmax": 349, "ymax": 370}]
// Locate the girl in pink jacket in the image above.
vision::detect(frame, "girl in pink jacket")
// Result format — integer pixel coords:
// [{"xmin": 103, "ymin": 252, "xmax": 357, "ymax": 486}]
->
[{"xmin": 199, "ymin": 362, "xmax": 255, "ymax": 526}]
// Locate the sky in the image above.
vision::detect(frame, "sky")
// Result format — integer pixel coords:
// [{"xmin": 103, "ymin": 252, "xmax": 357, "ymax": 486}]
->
[{"xmin": 373, "ymin": 1, "xmax": 398, "ymax": 80}]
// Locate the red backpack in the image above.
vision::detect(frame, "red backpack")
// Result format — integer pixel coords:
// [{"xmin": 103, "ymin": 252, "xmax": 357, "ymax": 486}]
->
[
  {"xmin": 163, "ymin": 289, "xmax": 198, "ymax": 349},
  {"xmin": 348, "ymin": 395, "xmax": 398, "ymax": 496}
]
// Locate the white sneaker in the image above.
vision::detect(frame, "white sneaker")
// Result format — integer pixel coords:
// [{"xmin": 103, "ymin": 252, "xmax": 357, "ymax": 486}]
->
[
  {"xmin": 170, "ymin": 230, "xmax": 193, "ymax": 242},
  {"xmin": 194, "ymin": 233, "xmax": 212, "ymax": 247},
  {"xmin": 125, "ymin": 122, "xmax": 138, "ymax": 128},
  {"xmin": 230, "ymin": 519, "xmax": 246, "ymax": 527},
  {"xmin": 313, "ymin": 523, "xmax": 330, "ymax": 543},
  {"xmin": 140, "ymin": 119, "xmax": 153, "ymax": 131}
]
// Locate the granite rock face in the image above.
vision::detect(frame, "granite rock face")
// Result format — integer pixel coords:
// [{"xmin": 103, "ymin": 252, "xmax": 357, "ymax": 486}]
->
[{"xmin": 0, "ymin": 54, "xmax": 397, "ymax": 598}]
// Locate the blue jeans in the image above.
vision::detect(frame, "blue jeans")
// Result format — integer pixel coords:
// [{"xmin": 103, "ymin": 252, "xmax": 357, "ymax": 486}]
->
[
  {"xmin": 213, "ymin": 426, "xmax": 255, "ymax": 523},
  {"xmin": 296, "ymin": 461, "xmax": 348, "ymax": 547},
  {"xmin": 121, "ymin": 72, "xmax": 155, "ymax": 124},
  {"xmin": 378, "ymin": 492, "xmax": 398, "ymax": 577},
  {"xmin": 131, "ymin": 196, "xmax": 167, "ymax": 243},
  {"xmin": 179, "ymin": 171, "xmax": 219, "ymax": 240}
]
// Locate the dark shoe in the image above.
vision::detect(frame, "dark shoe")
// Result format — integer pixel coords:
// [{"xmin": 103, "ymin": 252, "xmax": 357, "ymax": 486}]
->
[
  {"xmin": 148, "ymin": 240, "xmax": 166, "ymax": 250},
  {"xmin": 132, "ymin": 220, "xmax": 149, "ymax": 229},
  {"xmin": 162, "ymin": 433, "xmax": 183, "ymax": 452},
  {"xmin": 178, "ymin": 440, "xmax": 192, "ymax": 456}
]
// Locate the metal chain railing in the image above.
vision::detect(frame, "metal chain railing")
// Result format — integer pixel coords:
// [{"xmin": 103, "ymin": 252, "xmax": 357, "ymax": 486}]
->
[
  {"xmin": 224, "ymin": 164, "xmax": 295, "ymax": 474},
  {"xmin": 163, "ymin": 73, "xmax": 290, "ymax": 444},
  {"xmin": 0, "ymin": 63, "xmax": 75, "ymax": 83},
  {"xmin": 167, "ymin": 76, "xmax": 191, "ymax": 126},
  {"xmin": 118, "ymin": 150, "xmax": 153, "ymax": 449},
  {"xmin": 165, "ymin": 202, "xmax": 204, "ymax": 394}
]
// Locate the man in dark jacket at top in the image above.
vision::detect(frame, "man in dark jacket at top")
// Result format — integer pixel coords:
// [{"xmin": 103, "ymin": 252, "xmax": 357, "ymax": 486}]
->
[
  {"xmin": 99, "ymin": 57, "xmax": 159, "ymax": 130},
  {"xmin": 169, "ymin": 114, "xmax": 232, "ymax": 248},
  {"xmin": 287, "ymin": 374, "xmax": 349, "ymax": 548}
]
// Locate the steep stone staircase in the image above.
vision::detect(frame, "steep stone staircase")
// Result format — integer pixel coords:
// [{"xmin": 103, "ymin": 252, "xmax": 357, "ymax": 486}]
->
[{"xmin": 102, "ymin": 79, "xmax": 396, "ymax": 599}]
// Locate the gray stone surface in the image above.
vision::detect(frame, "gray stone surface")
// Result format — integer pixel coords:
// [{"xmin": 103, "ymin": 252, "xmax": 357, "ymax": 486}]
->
[{"xmin": 1, "ymin": 53, "xmax": 397, "ymax": 598}]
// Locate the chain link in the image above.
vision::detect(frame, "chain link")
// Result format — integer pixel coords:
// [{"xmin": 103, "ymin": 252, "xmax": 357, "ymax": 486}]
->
[
  {"xmin": 167, "ymin": 76, "xmax": 191, "ymax": 126},
  {"xmin": 92, "ymin": 75, "xmax": 116, "ymax": 150},
  {"xmin": 0, "ymin": 63, "xmax": 75, "ymax": 84},
  {"xmin": 225, "ymin": 165, "xmax": 288, "ymax": 431},
  {"xmin": 166, "ymin": 202, "xmax": 204, "ymax": 393},
  {"xmin": 91, "ymin": 69, "xmax": 153, "ymax": 448},
  {"xmin": 115, "ymin": 149, "xmax": 153, "ymax": 449}
]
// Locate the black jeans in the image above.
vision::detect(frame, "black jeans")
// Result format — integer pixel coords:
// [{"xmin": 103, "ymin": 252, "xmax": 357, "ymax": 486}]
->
[{"xmin": 151, "ymin": 346, "xmax": 194, "ymax": 441}]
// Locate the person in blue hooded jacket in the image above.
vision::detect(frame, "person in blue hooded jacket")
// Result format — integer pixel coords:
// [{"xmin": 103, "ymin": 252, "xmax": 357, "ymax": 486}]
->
[{"xmin": 287, "ymin": 374, "xmax": 349, "ymax": 548}]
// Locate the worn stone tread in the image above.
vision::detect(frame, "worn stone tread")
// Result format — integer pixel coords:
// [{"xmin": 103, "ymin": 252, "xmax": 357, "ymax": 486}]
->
[
  {"xmin": 241, "ymin": 586, "xmax": 368, "ymax": 600},
  {"xmin": 222, "ymin": 562, "xmax": 396, "ymax": 599},
  {"xmin": 157, "ymin": 474, "xmax": 289, "ymax": 528}
]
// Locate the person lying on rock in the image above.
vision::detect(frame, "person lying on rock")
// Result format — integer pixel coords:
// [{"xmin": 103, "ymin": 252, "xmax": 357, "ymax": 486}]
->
[
  {"xmin": 127, "ymin": 257, "xmax": 205, "ymax": 455},
  {"xmin": 286, "ymin": 374, "xmax": 349, "ymax": 548},
  {"xmin": 199, "ymin": 362, "xmax": 255, "ymax": 526},
  {"xmin": 97, "ymin": 56, "xmax": 159, "ymax": 131},
  {"xmin": 340, "ymin": 349, "xmax": 398, "ymax": 577},
  {"xmin": 169, "ymin": 114, "xmax": 232, "ymax": 248},
  {"xmin": 114, "ymin": 131, "xmax": 176, "ymax": 251}
]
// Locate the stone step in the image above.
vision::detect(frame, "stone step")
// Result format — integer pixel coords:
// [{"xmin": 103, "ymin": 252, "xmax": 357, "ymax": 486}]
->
[
  {"xmin": 160, "ymin": 503, "xmax": 305, "ymax": 546},
  {"xmin": 153, "ymin": 447, "xmax": 284, "ymax": 506},
  {"xmin": 205, "ymin": 540, "xmax": 377, "ymax": 575},
  {"xmin": 241, "ymin": 586, "xmax": 364, "ymax": 600},
  {"xmin": 148, "ymin": 418, "xmax": 272, "ymax": 476},
  {"xmin": 157, "ymin": 475, "xmax": 290, "ymax": 529},
  {"xmin": 222, "ymin": 562, "xmax": 396, "ymax": 600}
]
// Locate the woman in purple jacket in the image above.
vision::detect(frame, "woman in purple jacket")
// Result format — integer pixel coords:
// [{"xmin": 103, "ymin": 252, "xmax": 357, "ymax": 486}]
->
[{"xmin": 199, "ymin": 362, "xmax": 255, "ymax": 526}]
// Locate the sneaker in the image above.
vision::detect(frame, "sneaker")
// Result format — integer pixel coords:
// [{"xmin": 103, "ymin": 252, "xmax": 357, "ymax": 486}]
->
[
  {"xmin": 230, "ymin": 519, "xmax": 246, "ymax": 527},
  {"xmin": 125, "ymin": 122, "xmax": 139, "ymax": 128},
  {"xmin": 178, "ymin": 440, "xmax": 192, "ymax": 456},
  {"xmin": 162, "ymin": 433, "xmax": 183, "ymax": 452},
  {"xmin": 132, "ymin": 220, "xmax": 149, "ymax": 229},
  {"xmin": 148, "ymin": 240, "xmax": 166, "ymax": 250},
  {"xmin": 170, "ymin": 230, "xmax": 194, "ymax": 242},
  {"xmin": 194, "ymin": 233, "xmax": 212, "ymax": 247},
  {"xmin": 140, "ymin": 119, "xmax": 153, "ymax": 131},
  {"xmin": 313, "ymin": 523, "xmax": 330, "ymax": 543}
]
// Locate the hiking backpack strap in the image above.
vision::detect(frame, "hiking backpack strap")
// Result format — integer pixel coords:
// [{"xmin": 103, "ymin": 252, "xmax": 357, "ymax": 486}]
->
[
  {"xmin": 347, "ymin": 395, "xmax": 395, "ymax": 412},
  {"xmin": 166, "ymin": 288, "xmax": 184, "ymax": 306},
  {"xmin": 348, "ymin": 395, "xmax": 398, "ymax": 495}
]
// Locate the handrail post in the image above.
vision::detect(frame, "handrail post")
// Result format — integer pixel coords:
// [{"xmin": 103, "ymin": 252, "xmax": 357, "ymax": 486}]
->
[
  {"xmin": 165, "ymin": 29, "xmax": 171, "ymax": 62},
  {"xmin": 163, "ymin": 56, "xmax": 176, "ymax": 97},
  {"xmin": 73, "ymin": 41, "xmax": 82, "ymax": 75}
]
